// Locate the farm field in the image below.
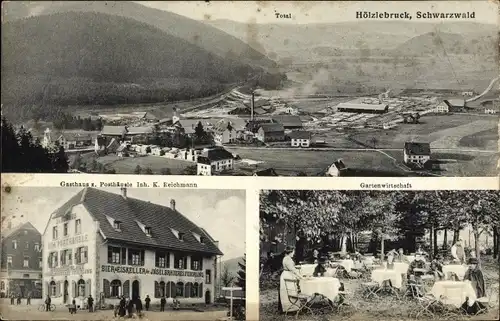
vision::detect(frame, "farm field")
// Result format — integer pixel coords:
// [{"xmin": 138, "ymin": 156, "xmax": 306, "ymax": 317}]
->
[
  {"xmin": 228, "ymin": 148, "xmax": 407, "ymax": 176},
  {"xmin": 97, "ymin": 155, "xmax": 193, "ymax": 174},
  {"xmin": 349, "ymin": 114, "xmax": 499, "ymax": 150}
]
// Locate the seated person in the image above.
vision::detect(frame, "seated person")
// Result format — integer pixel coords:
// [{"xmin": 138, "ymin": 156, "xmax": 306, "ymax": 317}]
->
[
  {"xmin": 429, "ymin": 256, "xmax": 445, "ymax": 280},
  {"xmin": 406, "ymin": 274, "xmax": 424, "ymax": 298},
  {"xmin": 313, "ymin": 257, "xmax": 327, "ymax": 277},
  {"xmin": 461, "ymin": 258, "xmax": 486, "ymax": 314},
  {"xmin": 407, "ymin": 254, "xmax": 426, "ymax": 280}
]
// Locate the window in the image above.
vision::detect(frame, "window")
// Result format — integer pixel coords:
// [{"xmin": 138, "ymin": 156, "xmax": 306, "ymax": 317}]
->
[
  {"xmin": 128, "ymin": 249, "xmax": 144, "ymax": 266},
  {"xmin": 50, "ymin": 281, "xmax": 57, "ymax": 296},
  {"xmin": 49, "ymin": 252, "xmax": 58, "ymax": 268},
  {"xmin": 191, "ymin": 256, "xmax": 203, "ymax": 271},
  {"xmin": 0, "ymin": 281, "xmax": 4, "ymax": 290},
  {"xmin": 52, "ymin": 226, "xmax": 58, "ymax": 240},
  {"xmin": 113, "ymin": 220, "xmax": 122, "ymax": 231},
  {"xmin": 192, "ymin": 282, "xmax": 199, "ymax": 298},
  {"xmin": 166, "ymin": 282, "xmax": 175, "ymax": 298},
  {"xmin": 174, "ymin": 254, "xmax": 187, "ymax": 269},
  {"xmin": 76, "ymin": 247, "xmax": 88, "ymax": 264},
  {"xmin": 23, "ymin": 274, "xmax": 30, "ymax": 278},
  {"xmin": 155, "ymin": 281, "xmax": 166, "ymax": 298},
  {"xmin": 78, "ymin": 279, "xmax": 85, "ymax": 297},
  {"xmin": 39, "ymin": 257, "xmax": 43, "ymax": 268},
  {"xmin": 75, "ymin": 219, "xmax": 82, "ymax": 235},
  {"xmin": 61, "ymin": 249, "xmax": 72, "ymax": 266},
  {"xmin": 145, "ymin": 227, "xmax": 152, "ymax": 236},
  {"xmin": 178, "ymin": 232, "xmax": 185, "ymax": 241},
  {"xmin": 108, "ymin": 246, "xmax": 126, "ymax": 264},
  {"xmin": 23, "ymin": 256, "xmax": 29, "ymax": 268},
  {"xmin": 110, "ymin": 280, "xmax": 121, "ymax": 297},
  {"xmin": 205, "ymin": 269, "xmax": 212, "ymax": 284},
  {"xmin": 25, "ymin": 241, "xmax": 29, "ymax": 249},
  {"xmin": 12, "ymin": 240, "xmax": 17, "ymax": 249},
  {"xmin": 155, "ymin": 251, "xmax": 170, "ymax": 268},
  {"xmin": 7, "ymin": 256, "xmax": 12, "ymax": 267},
  {"xmin": 63, "ymin": 223, "xmax": 68, "ymax": 236},
  {"xmin": 34, "ymin": 243, "xmax": 40, "ymax": 252},
  {"xmin": 176, "ymin": 282, "xmax": 184, "ymax": 297},
  {"xmin": 200, "ymin": 236, "xmax": 205, "ymax": 244},
  {"xmin": 184, "ymin": 282, "xmax": 192, "ymax": 298}
]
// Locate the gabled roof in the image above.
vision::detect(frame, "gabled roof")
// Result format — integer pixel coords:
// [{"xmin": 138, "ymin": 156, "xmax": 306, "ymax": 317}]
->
[
  {"xmin": 289, "ymin": 131, "xmax": 311, "ymax": 139},
  {"xmin": 444, "ymin": 99, "xmax": 466, "ymax": 108},
  {"xmin": 271, "ymin": 115, "xmax": 303, "ymax": 127},
  {"xmin": 253, "ymin": 168, "xmax": 279, "ymax": 176},
  {"xmin": 51, "ymin": 188, "xmax": 222, "ymax": 255},
  {"xmin": 404, "ymin": 142, "xmax": 431, "ymax": 156},
  {"xmin": 198, "ymin": 147, "xmax": 234, "ymax": 163},
  {"xmin": 330, "ymin": 159, "xmax": 347, "ymax": 170},
  {"xmin": 126, "ymin": 126, "xmax": 153, "ymax": 135},
  {"xmin": 1, "ymin": 222, "xmax": 40, "ymax": 240},
  {"xmin": 259, "ymin": 123, "xmax": 285, "ymax": 133},
  {"xmin": 101, "ymin": 126, "xmax": 127, "ymax": 136},
  {"xmin": 58, "ymin": 132, "xmax": 96, "ymax": 142}
]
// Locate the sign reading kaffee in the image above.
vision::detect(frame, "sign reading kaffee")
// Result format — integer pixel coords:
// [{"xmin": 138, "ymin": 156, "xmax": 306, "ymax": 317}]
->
[{"xmin": 48, "ymin": 234, "xmax": 89, "ymax": 250}]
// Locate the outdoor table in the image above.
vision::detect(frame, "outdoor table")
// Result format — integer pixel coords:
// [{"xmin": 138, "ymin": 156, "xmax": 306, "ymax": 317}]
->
[
  {"xmin": 339, "ymin": 259, "xmax": 354, "ymax": 272},
  {"xmin": 406, "ymin": 255, "xmax": 416, "ymax": 263},
  {"xmin": 297, "ymin": 264, "xmax": 317, "ymax": 277},
  {"xmin": 371, "ymin": 268, "xmax": 403, "ymax": 289},
  {"xmin": 442, "ymin": 264, "xmax": 468, "ymax": 280},
  {"xmin": 300, "ymin": 277, "xmax": 342, "ymax": 303},
  {"xmin": 363, "ymin": 256, "xmax": 375, "ymax": 265},
  {"xmin": 430, "ymin": 280, "xmax": 477, "ymax": 308},
  {"xmin": 392, "ymin": 262, "xmax": 409, "ymax": 275}
]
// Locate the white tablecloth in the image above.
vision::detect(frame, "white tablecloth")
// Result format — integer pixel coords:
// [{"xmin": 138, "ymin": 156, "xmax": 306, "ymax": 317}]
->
[
  {"xmin": 430, "ymin": 280, "xmax": 477, "ymax": 308},
  {"xmin": 339, "ymin": 259, "xmax": 354, "ymax": 272},
  {"xmin": 371, "ymin": 269, "xmax": 403, "ymax": 289},
  {"xmin": 297, "ymin": 264, "xmax": 317, "ymax": 276},
  {"xmin": 300, "ymin": 277, "xmax": 341, "ymax": 302},
  {"xmin": 392, "ymin": 262, "xmax": 409, "ymax": 275},
  {"xmin": 406, "ymin": 255, "xmax": 416, "ymax": 263},
  {"xmin": 442, "ymin": 265, "xmax": 468, "ymax": 280}
]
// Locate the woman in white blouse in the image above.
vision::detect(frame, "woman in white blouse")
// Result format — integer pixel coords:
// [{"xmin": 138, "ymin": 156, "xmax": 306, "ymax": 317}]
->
[{"xmin": 278, "ymin": 246, "xmax": 304, "ymax": 313}]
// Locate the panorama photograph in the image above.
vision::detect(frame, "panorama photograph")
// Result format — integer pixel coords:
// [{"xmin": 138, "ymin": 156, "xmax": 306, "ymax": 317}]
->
[{"xmin": 1, "ymin": 1, "xmax": 499, "ymax": 176}]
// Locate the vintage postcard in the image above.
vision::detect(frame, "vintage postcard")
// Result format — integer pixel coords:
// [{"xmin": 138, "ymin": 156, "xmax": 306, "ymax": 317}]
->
[
  {"xmin": 0, "ymin": 177, "xmax": 247, "ymax": 320},
  {"xmin": 1, "ymin": 1, "xmax": 498, "ymax": 177}
]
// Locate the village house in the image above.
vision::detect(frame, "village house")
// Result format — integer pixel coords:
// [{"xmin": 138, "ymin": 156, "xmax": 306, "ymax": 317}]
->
[
  {"xmin": 403, "ymin": 142, "xmax": 431, "ymax": 166},
  {"xmin": 1, "ymin": 222, "xmax": 43, "ymax": 299},
  {"xmin": 284, "ymin": 106, "xmax": 299, "ymax": 115},
  {"xmin": 256, "ymin": 123, "xmax": 285, "ymax": 142},
  {"xmin": 289, "ymin": 131, "xmax": 312, "ymax": 148},
  {"xmin": 196, "ymin": 147, "xmax": 234, "ymax": 176},
  {"xmin": 212, "ymin": 122, "xmax": 237, "ymax": 146},
  {"xmin": 484, "ymin": 106, "xmax": 499, "ymax": 114},
  {"xmin": 41, "ymin": 188, "xmax": 222, "ymax": 307},
  {"xmin": 435, "ymin": 98, "xmax": 467, "ymax": 113},
  {"xmin": 271, "ymin": 115, "xmax": 303, "ymax": 130},
  {"xmin": 327, "ymin": 159, "xmax": 348, "ymax": 177}
]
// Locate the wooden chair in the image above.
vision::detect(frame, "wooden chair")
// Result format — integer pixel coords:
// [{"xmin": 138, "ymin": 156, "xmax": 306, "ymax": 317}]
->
[
  {"xmin": 475, "ymin": 283, "xmax": 499, "ymax": 315},
  {"xmin": 283, "ymin": 278, "xmax": 315, "ymax": 319},
  {"xmin": 361, "ymin": 281, "xmax": 381, "ymax": 300},
  {"xmin": 408, "ymin": 293, "xmax": 440, "ymax": 319}
]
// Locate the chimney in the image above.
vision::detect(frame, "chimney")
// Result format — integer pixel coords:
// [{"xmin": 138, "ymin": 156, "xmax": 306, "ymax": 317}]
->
[
  {"xmin": 120, "ymin": 187, "xmax": 127, "ymax": 199},
  {"xmin": 251, "ymin": 92, "xmax": 255, "ymax": 121},
  {"xmin": 170, "ymin": 199, "xmax": 176, "ymax": 211}
]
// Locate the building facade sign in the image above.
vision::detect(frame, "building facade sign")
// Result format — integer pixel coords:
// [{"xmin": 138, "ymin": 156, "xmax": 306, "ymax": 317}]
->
[
  {"xmin": 101, "ymin": 265, "xmax": 204, "ymax": 278},
  {"xmin": 48, "ymin": 234, "xmax": 89, "ymax": 250},
  {"xmin": 44, "ymin": 265, "xmax": 93, "ymax": 277}
]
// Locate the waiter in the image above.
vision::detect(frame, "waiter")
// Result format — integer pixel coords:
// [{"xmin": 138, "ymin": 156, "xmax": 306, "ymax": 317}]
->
[{"xmin": 451, "ymin": 239, "xmax": 466, "ymax": 264}]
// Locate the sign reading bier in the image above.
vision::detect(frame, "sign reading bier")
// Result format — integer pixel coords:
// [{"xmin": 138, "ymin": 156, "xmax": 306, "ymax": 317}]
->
[
  {"xmin": 48, "ymin": 234, "xmax": 89, "ymax": 250},
  {"xmin": 101, "ymin": 265, "xmax": 204, "ymax": 278}
]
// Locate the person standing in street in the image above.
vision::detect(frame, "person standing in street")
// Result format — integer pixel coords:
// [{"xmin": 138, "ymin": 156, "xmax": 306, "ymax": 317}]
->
[
  {"xmin": 26, "ymin": 294, "xmax": 31, "ymax": 305},
  {"xmin": 144, "ymin": 295, "xmax": 151, "ymax": 311},
  {"xmin": 10, "ymin": 294, "xmax": 14, "ymax": 305},
  {"xmin": 16, "ymin": 294, "xmax": 21, "ymax": 305},
  {"xmin": 87, "ymin": 295, "xmax": 94, "ymax": 312},
  {"xmin": 136, "ymin": 296, "xmax": 143, "ymax": 315},
  {"xmin": 160, "ymin": 296, "xmax": 166, "ymax": 312},
  {"xmin": 45, "ymin": 295, "xmax": 51, "ymax": 312},
  {"xmin": 70, "ymin": 298, "xmax": 77, "ymax": 314}
]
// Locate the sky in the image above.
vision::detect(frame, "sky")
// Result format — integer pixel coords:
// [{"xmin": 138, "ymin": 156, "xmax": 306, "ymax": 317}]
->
[
  {"xmin": 2, "ymin": 187, "xmax": 246, "ymax": 261},
  {"xmin": 136, "ymin": 0, "xmax": 498, "ymax": 25}
]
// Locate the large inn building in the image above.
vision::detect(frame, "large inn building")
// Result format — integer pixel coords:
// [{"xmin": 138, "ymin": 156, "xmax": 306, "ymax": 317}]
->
[{"xmin": 42, "ymin": 188, "xmax": 222, "ymax": 307}]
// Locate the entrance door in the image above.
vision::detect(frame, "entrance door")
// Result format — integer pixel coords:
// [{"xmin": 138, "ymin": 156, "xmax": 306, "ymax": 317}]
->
[
  {"xmin": 63, "ymin": 281, "xmax": 69, "ymax": 304},
  {"xmin": 131, "ymin": 281, "xmax": 140, "ymax": 301},
  {"xmin": 205, "ymin": 290, "xmax": 211, "ymax": 304}
]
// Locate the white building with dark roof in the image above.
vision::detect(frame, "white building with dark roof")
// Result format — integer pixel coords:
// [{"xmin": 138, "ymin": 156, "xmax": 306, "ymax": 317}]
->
[
  {"xmin": 289, "ymin": 131, "xmax": 312, "ymax": 148},
  {"xmin": 41, "ymin": 188, "xmax": 222, "ymax": 307},
  {"xmin": 196, "ymin": 147, "xmax": 234, "ymax": 176},
  {"xmin": 403, "ymin": 142, "xmax": 431, "ymax": 165}
]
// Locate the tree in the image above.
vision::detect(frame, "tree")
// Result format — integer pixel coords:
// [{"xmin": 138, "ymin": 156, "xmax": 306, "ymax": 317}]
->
[
  {"xmin": 181, "ymin": 165, "xmax": 197, "ymax": 175},
  {"xmin": 160, "ymin": 168, "xmax": 172, "ymax": 175},
  {"xmin": 144, "ymin": 167, "xmax": 154, "ymax": 175},
  {"xmin": 220, "ymin": 266, "xmax": 236, "ymax": 287},
  {"xmin": 134, "ymin": 165, "xmax": 142, "ymax": 174},
  {"xmin": 194, "ymin": 121, "xmax": 205, "ymax": 142},
  {"xmin": 145, "ymin": 146, "xmax": 152, "ymax": 154},
  {"xmin": 235, "ymin": 255, "xmax": 246, "ymax": 291}
]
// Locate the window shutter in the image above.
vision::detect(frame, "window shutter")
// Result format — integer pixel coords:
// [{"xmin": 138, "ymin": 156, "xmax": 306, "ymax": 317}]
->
[
  {"xmin": 121, "ymin": 248, "xmax": 126, "ymax": 265},
  {"xmin": 56, "ymin": 281, "xmax": 61, "ymax": 297},
  {"xmin": 200, "ymin": 258, "xmax": 203, "ymax": 270},
  {"xmin": 184, "ymin": 283, "xmax": 191, "ymax": 298},
  {"xmin": 86, "ymin": 279, "xmax": 91, "ymax": 297},
  {"xmin": 154, "ymin": 281, "xmax": 159, "ymax": 298},
  {"xmin": 199, "ymin": 283, "xmax": 203, "ymax": 298},
  {"xmin": 183, "ymin": 257, "xmax": 187, "ymax": 270},
  {"xmin": 123, "ymin": 281, "xmax": 130, "ymax": 298},
  {"xmin": 103, "ymin": 279, "xmax": 110, "ymax": 298},
  {"xmin": 72, "ymin": 281, "xmax": 77, "ymax": 298}
]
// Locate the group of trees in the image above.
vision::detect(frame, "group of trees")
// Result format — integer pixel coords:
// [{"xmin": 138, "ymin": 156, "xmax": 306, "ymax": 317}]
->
[
  {"xmin": 1, "ymin": 116, "xmax": 69, "ymax": 173},
  {"xmin": 146, "ymin": 122, "xmax": 212, "ymax": 148},
  {"xmin": 51, "ymin": 113, "xmax": 103, "ymax": 131},
  {"xmin": 260, "ymin": 190, "xmax": 500, "ymax": 265}
]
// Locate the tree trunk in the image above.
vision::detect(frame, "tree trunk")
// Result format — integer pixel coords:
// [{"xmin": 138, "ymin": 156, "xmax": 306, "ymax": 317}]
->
[
  {"xmin": 380, "ymin": 235, "xmax": 385, "ymax": 262},
  {"xmin": 429, "ymin": 225, "xmax": 434, "ymax": 260},
  {"xmin": 443, "ymin": 229, "xmax": 448, "ymax": 250},
  {"xmin": 473, "ymin": 229, "xmax": 481, "ymax": 266},
  {"xmin": 341, "ymin": 234, "xmax": 347, "ymax": 254},
  {"xmin": 494, "ymin": 227, "xmax": 498, "ymax": 259},
  {"xmin": 453, "ymin": 229, "xmax": 460, "ymax": 244},
  {"xmin": 433, "ymin": 228, "xmax": 439, "ymax": 257}
]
